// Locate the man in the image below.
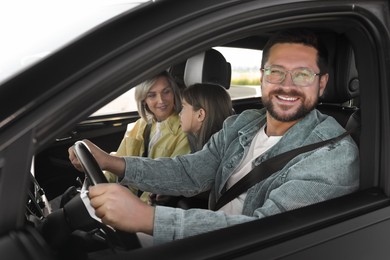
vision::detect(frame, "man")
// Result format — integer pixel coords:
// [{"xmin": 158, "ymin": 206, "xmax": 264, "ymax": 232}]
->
[{"xmin": 69, "ymin": 29, "xmax": 359, "ymax": 245}]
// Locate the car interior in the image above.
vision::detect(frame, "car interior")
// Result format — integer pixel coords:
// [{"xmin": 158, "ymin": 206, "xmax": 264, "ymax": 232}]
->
[
  {"xmin": 26, "ymin": 26, "xmax": 367, "ymax": 259},
  {"xmin": 8, "ymin": 5, "xmax": 378, "ymax": 254},
  {"xmin": 3, "ymin": 0, "xmax": 390, "ymax": 258}
]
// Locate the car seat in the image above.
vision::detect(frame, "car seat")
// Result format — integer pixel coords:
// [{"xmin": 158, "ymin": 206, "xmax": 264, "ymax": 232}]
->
[
  {"xmin": 317, "ymin": 34, "xmax": 359, "ymax": 123},
  {"xmin": 175, "ymin": 48, "xmax": 233, "ymax": 209},
  {"xmin": 317, "ymin": 34, "xmax": 360, "ymax": 147},
  {"xmin": 183, "ymin": 48, "xmax": 231, "ymax": 89}
]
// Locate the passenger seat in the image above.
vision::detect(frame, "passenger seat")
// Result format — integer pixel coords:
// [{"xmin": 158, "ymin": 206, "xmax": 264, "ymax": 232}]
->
[
  {"xmin": 174, "ymin": 48, "xmax": 232, "ymax": 209},
  {"xmin": 183, "ymin": 48, "xmax": 231, "ymax": 89}
]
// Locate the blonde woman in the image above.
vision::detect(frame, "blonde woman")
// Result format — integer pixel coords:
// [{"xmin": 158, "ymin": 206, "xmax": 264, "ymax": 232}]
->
[{"xmin": 105, "ymin": 71, "xmax": 191, "ymax": 203}]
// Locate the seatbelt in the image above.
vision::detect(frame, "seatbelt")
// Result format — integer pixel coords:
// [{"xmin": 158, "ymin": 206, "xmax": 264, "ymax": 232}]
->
[
  {"xmin": 213, "ymin": 131, "xmax": 351, "ymax": 211},
  {"xmin": 138, "ymin": 123, "xmax": 152, "ymax": 197},
  {"xmin": 142, "ymin": 123, "xmax": 152, "ymax": 157}
]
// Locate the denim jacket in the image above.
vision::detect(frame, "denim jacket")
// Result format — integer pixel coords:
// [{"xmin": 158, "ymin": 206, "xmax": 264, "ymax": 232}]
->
[{"xmin": 121, "ymin": 108, "xmax": 359, "ymax": 244}]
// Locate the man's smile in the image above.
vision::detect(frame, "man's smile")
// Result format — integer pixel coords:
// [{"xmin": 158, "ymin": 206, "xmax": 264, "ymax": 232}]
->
[{"xmin": 276, "ymin": 95, "xmax": 299, "ymax": 102}]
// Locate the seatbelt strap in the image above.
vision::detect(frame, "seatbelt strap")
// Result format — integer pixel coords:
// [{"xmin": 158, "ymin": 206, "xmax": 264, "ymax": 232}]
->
[
  {"xmin": 213, "ymin": 131, "xmax": 351, "ymax": 211},
  {"xmin": 142, "ymin": 123, "xmax": 152, "ymax": 157},
  {"xmin": 138, "ymin": 123, "xmax": 152, "ymax": 197}
]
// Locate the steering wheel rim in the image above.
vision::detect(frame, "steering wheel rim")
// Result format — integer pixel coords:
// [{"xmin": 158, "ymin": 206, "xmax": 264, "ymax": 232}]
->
[
  {"xmin": 71, "ymin": 141, "xmax": 141, "ymax": 250},
  {"xmin": 73, "ymin": 141, "xmax": 108, "ymax": 185}
]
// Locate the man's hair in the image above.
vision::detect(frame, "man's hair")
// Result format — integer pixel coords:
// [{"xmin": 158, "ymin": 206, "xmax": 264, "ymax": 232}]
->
[
  {"xmin": 261, "ymin": 29, "xmax": 329, "ymax": 74},
  {"xmin": 182, "ymin": 83, "xmax": 234, "ymax": 151},
  {"xmin": 135, "ymin": 71, "xmax": 182, "ymax": 121}
]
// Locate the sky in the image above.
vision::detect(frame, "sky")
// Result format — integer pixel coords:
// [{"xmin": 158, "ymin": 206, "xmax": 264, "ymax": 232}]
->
[
  {"xmin": 0, "ymin": 0, "xmax": 148, "ymax": 83},
  {"xmin": 0, "ymin": 0, "xmax": 260, "ymax": 83}
]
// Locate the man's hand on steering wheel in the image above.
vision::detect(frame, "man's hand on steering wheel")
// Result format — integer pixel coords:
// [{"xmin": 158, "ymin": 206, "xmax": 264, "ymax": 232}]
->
[
  {"xmin": 69, "ymin": 140, "xmax": 107, "ymax": 174},
  {"xmin": 67, "ymin": 140, "xmax": 145, "ymax": 249},
  {"xmin": 68, "ymin": 139, "xmax": 126, "ymax": 179}
]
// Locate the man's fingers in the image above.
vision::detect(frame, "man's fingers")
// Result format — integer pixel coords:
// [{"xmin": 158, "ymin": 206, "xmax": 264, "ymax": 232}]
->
[
  {"xmin": 68, "ymin": 146, "xmax": 84, "ymax": 172},
  {"xmin": 89, "ymin": 183, "xmax": 110, "ymax": 198}
]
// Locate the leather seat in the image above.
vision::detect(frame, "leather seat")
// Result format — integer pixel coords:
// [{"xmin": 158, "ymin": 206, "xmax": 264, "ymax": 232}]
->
[
  {"xmin": 317, "ymin": 34, "xmax": 360, "ymax": 147},
  {"xmin": 183, "ymin": 48, "xmax": 231, "ymax": 89},
  {"xmin": 178, "ymin": 49, "xmax": 233, "ymax": 209},
  {"xmin": 345, "ymin": 109, "xmax": 361, "ymax": 147},
  {"xmin": 317, "ymin": 35, "xmax": 360, "ymax": 127}
]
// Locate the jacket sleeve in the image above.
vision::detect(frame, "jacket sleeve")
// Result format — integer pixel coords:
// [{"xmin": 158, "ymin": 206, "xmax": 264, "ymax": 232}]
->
[{"xmin": 120, "ymin": 122, "xmax": 228, "ymax": 197}]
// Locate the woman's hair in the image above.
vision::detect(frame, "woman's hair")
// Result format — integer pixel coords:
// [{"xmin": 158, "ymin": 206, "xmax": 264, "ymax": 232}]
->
[
  {"xmin": 135, "ymin": 71, "xmax": 182, "ymax": 121},
  {"xmin": 182, "ymin": 83, "xmax": 234, "ymax": 151}
]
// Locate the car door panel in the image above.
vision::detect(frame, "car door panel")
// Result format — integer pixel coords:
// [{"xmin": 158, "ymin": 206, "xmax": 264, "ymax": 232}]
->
[{"xmin": 35, "ymin": 113, "xmax": 139, "ymax": 200}]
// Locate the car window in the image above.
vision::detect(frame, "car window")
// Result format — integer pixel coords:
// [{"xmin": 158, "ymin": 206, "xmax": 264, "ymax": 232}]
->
[
  {"xmin": 91, "ymin": 47, "xmax": 262, "ymax": 117},
  {"xmin": 215, "ymin": 47, "xmax": 262, "ymax": 100}
]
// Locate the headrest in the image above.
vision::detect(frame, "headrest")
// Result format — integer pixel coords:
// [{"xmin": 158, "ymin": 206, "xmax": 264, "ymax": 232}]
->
[
  {"xmin": 319, "ymin": 35, "xmax": 359, "ymax": 103},
  {"xmin": 168, "ymin": 61, "xmax": 187, "ymax": 90},
  {"xmin": 184, "ymin": 49, "xmax": 231, "ymax": 89}
]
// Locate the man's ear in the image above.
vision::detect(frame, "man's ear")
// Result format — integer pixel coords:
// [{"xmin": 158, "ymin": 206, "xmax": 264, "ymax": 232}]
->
[
  {"xmin": 197, "ymin": 108, "xmax": 206, "ymax": 122},
  {"xmin": 319, "ymin": 73, "xmax": 329, "ymax": 96}
]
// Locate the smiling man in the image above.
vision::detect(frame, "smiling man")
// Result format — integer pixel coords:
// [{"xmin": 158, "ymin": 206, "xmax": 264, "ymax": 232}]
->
[
  {"xmin": 69, "ymin": 29, "xmax": 359, "ymax": 246},
  {"xmin": 260, "ymin": 32, "xmax": 329, "ymax": 136}
]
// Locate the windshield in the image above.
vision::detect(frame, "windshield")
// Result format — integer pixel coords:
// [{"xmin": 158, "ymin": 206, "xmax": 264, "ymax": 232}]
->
[{"xmin": 0, "ymin": 0, "xmax": 151, "ymax": 84}]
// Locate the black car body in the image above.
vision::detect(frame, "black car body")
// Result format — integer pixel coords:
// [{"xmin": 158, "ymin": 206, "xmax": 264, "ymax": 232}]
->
[{"xmin": 1, "ymin": 0, "xmax": 390, "ymax": 259}]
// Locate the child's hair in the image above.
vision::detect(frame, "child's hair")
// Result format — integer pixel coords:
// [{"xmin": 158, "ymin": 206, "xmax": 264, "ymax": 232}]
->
[
  {"xmin": 135, "ymin": 71, "xmax": 182, "ymax": 121},
  {"xmin": 182, "ymin": 83, "xmax": 234, "ymax": 151}
]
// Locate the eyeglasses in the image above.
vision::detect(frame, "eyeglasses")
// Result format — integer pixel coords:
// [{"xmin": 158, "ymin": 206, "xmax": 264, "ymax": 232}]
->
[{"xmin": 261, "ymin": 66, "xmax": 321, "ymax": 87}]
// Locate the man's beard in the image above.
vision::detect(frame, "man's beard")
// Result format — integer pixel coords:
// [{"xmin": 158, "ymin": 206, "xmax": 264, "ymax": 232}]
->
[{"xmin": 261, "ymin": 88, "xmax": 319, "ymax": 122}]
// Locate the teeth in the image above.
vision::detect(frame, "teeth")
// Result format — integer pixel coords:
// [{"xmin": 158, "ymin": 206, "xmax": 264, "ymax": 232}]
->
[{"xmin": 278, "ymin": 95, "xmax": 297, "ymax": 101}]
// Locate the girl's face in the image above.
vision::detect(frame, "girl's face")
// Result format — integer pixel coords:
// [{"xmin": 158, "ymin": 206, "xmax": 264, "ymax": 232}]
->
[
  {"xmin": 179, "ymin": 98, "xmax": 205, "ymax": 135},
  {"xmin": 144, "ymin": 76, "xmax": 175, "ymax": 121}
]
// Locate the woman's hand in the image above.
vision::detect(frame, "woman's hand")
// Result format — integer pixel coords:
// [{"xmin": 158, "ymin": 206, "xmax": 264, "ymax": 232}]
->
[{"xmin": 89, "ymin": 183, "xmax": 155, "ymax": 235}]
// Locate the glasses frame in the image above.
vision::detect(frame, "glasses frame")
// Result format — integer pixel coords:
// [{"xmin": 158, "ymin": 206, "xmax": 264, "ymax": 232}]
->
[{"xmin": 261, "ymin": 66, "xmax": 322, "ymax": 87}]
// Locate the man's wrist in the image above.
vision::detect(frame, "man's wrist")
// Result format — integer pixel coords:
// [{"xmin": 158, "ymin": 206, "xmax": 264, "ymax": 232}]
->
[
  {"xmin": 105, "ymin": 156, "xmax": 126, "ymax": 178},
  {"xmin": 143, "ymin": 205, "xmax": 155, "ymax": 235}
]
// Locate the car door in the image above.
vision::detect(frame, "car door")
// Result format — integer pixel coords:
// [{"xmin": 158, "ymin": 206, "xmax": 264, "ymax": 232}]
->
[
  {"xmin": 1, "ymin": 0, "xmax": 390, "ymax": 259},
  {"xmin": 34, "ymin": 94, "xmax": 140, "ymax": 201}
]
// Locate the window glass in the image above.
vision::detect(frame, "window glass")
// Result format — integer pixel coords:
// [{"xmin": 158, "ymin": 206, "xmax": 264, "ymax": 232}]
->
[
  {"xmin": 93, "ymin": 88, "xmax": 137, "ymax": 116},
  {"xmin": 92, "ymin": 47, "xmax": 262, "ymax": 116},
  {"xmin": 214, "ymin": 47, "xmax": 262, "ymax": 100}
]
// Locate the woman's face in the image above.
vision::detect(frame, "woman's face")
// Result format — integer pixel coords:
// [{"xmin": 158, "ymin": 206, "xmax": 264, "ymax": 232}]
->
[
  {"xmin": 179, "ymin": 98, "xmax": 204, "ymax": 135},
  {"xmin": 144, "ymin": 76, "xmax": 175, "ymax": 121}
]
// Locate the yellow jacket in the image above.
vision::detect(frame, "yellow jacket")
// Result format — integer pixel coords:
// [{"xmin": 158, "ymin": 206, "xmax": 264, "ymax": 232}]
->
[{"xmin": 105, "ymin": 113, "xmax": 191, "ymax": 202}]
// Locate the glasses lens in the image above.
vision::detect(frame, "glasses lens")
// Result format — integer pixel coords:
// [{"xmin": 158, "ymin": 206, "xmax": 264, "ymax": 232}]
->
[
  {"xmin": 292, "ymin": 68, "xmax": 315, "ymax": 87},
  {"xmin": 263, "ymin": 67, "xmax": 318, "ymax": 86},
  {"xmin": 264, "ymin": 67, "xmax": 286, "ymax": 84}
]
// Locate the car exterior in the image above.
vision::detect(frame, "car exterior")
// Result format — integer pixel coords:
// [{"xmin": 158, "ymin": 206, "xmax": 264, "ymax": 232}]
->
[{"xmin": 1, "ymin": 0, "xmax": 390, "ymax": 259}]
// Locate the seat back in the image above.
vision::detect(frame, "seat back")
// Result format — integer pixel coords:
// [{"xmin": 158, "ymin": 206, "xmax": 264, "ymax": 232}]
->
[
  {"xmin": 345, "ymin": 108, "xmax": 361, "ymax": 147},
  {"xmin": 317, "ymin": 34, "xmax": 360, "ymax": 146},
  {"xmin": 183, "ymin": 48, "xmax": 231, "ymax": 89},
  {"xmin": 317, "ymin": 35, "xmax": 360, "ymax": 127},
  {"xmin": 168, "ymin": 60, "xmax": 187, "ymax": 90}
]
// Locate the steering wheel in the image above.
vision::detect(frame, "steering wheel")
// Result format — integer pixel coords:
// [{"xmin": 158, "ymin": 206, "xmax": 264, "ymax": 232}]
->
[
  {"xmin": 63, "ymin": 141, "xmax": 141, "ymax": 250},
  {"xmin": 73, "ymin": 141, "xmax": 108, "ymax": 186}
]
